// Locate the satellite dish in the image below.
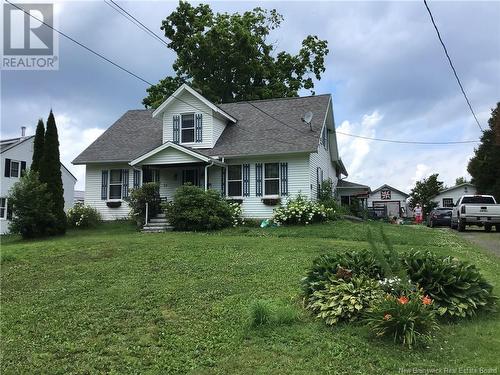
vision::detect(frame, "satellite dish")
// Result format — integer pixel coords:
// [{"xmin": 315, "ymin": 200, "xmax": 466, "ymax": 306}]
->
[{"xmin": 302, "ymin": 111, "xmax": 314, "ymax": 131}]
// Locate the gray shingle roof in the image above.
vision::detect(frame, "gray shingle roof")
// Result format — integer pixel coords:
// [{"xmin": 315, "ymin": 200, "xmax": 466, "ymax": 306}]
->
[
  {"xmin": 336, "ymin": 180, "xmax": 370, "ymax": 190},
  {"xmin": 73, "ymin": 94, "xmax": 331, "ymax": 164},
  {"xmin": 73, "ymin": 110, "xmax": 162, "ymax": 164}
]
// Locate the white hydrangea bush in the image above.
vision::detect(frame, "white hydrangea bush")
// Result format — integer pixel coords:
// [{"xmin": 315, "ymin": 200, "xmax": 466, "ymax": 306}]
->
[
  {"xmin": 272, "ymin": 194, "xmax": 333, "ymax": 225},
  {"xmin": 229, "ymin": 202, "xmax": 245, "ymax": 227},
  {"xmin": 67, "ymin": 203, "xmax": 101, "ymax": 228}
]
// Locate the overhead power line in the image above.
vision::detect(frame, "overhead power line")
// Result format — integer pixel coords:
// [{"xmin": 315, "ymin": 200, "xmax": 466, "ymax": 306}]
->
[
  {"xmin": 334, "ymin": 130, "xmax": 479, "ymax": 145},
  {"xmin": 104, "ymin": 0, "xmax": 169, "ymax": 48},
  {"xmin": 423, "ymin": 0, "xmax": 484, "ymax": 132},
  {"xmin": 4, "ymin": 0, "xmax": 154, "ymax": 86}
]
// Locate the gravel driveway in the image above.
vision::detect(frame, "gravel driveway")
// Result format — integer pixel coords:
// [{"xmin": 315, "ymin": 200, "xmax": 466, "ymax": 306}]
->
[{"xmin": 454, "ymin": 227, "xmax": 500, "ymax": 257}]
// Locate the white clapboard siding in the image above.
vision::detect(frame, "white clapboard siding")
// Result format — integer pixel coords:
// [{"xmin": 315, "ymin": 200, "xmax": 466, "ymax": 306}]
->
[
  {"xmin": 212, "ymin": 115, "xmax": 227, "ymax": 145},
  {"xmin": 162, "ymin": 90, "xmax": 215, "ymax": 148},
  {"xmin": 367, "ymin": 189, "xmax": 408, "ymax": 208},
  {"xmin": 432, "ymin": 184, "xmax": 477, "ymax": 207},
  {"xmin": 140, "ymin": 147, "xmax": 201, "ymax": 165},
  {"xmin": 309, "ymin": 135, "xmax": 338, "ymax": 200},
  {"xmin": 85, "ymin": 163, "xmax": 132, "ymax": 220},
  {"xmin": 224, "ymin": 154, "xmax": 310, "ymax": 218}
]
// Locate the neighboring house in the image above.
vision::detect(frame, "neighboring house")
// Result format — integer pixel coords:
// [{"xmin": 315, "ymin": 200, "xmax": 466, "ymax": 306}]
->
[
  {"xmin": 74, "ymin": 190, "xmax": 85, "ymax": 204},
  {"xmin": 1, "ymin": 131, "xmax": 77, "ymax": 234},
  {"xmin": 431, "ymin": 183, "xmax": 477, "ymax": 208},
  {"xmin": 368, "ymin": 184, "xmax": 409, "ymax": 218},
  {"xmin": 336, "ymin": 180, "xmax": 371, "ymax": 208},
  {"xmin": 72, "ymin": 84, "xmax": 348, "ymax": 220}
]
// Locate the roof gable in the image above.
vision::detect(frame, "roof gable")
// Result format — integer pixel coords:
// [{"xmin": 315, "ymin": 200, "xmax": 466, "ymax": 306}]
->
[
  {"xmin": 130, "ymin": 142, "xmax": 223, "ymax": 166},
  {"xmin": 371, "ymin": 184, "xmax": 409, "ymax": 198},
  {"xmin": 152, "ymin": 84, "xmax": 237, "ymax": 123}
]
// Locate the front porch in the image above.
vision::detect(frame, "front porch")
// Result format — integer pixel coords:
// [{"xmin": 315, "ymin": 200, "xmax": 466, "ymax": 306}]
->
[{"xmin": 130, "ymin": 141, "xmax": 225, "ymax": 201}]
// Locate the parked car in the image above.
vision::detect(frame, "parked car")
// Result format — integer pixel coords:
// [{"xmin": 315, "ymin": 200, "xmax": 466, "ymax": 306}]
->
[
  {"xmin": 451, "ymin": 195, "xmax": 500, "ymax": 232},
  {"xmin": 427, "ymin": 207, "xmax": 452, "ymax": 228}
]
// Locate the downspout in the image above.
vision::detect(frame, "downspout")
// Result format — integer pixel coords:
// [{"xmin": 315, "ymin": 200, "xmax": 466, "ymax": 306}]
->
[{"xmin": 204, "ymin": 161, "xmax": 214, "ymax": 190}]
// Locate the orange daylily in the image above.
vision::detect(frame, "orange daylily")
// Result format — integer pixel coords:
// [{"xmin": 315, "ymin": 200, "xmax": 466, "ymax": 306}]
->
[
  {"xmin": 422, "ymin": 295, "xmax": 432, "ymax": 305},
  {"xmin": 397, "ymin": 296, "xmax": 409, "ymax": 305}
]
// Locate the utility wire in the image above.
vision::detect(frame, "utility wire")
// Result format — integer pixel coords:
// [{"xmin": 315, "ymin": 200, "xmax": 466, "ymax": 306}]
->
[
  {"xmin": 104, "ymin": 0, "xmax": 169, "ymax": 48},
  {"xmin": 6, "ymin": 0, "xmax": 481, "ymax": 147},
  {"xmin": 4, "ymin": 0, "xmax": 154, "ymax": 86},
  {"xmin": 423, "ymin": 0, "xmax": 483, "ymax": 132},
  {"xmin": 334, "ymin": 130, "xmax": 479, "ymax": 145}
]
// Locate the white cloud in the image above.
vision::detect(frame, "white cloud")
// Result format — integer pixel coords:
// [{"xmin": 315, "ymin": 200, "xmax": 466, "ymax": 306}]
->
[
  {"xmin": 337, "ymin": 110, "xmax": 382, "ymax": 180},
  {"xmin": 55, "ymin": 113, "xmax": 104, "ymax": 190}
]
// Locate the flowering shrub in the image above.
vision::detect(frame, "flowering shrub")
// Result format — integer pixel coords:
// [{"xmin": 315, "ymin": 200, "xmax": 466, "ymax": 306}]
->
[
  {"xmin": 229, "ymin": 202, "xmax": 244, "ymax": 227},
  {"xmin": 67, "ymin": 203, "xmax": 101, "ymax": 228},
  {"xmin": 272, "ymin": 194, "xmax": 333, "ymax": 225},
  {"xmin": 363, "ymin": 291, "xmax": 439, "ymax": 349}
]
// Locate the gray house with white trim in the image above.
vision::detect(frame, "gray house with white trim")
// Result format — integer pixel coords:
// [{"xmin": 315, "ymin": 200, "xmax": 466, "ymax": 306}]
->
[{"xmin": 73, "ymin": 84, "xmax": 347, "ymax": 219}]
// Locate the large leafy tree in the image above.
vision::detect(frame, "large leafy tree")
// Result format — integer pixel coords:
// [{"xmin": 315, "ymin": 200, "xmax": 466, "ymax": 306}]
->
[
  {"xmin": 39, "ymin": 110, "xmax": 67, "ymax": 234},
  {"xmin": 454, "ymin": 177, "xmax": 467, "ymax": 186},
  {"xmin": 409, "ymin": 174, "xmax": 444, "ymax": 217},
  {"xmin": 143, "ymin": 2, "xmax": 329, "ymax": 108},
  {"xmin": 31, "ymin": 119, "xmax": 45, "ymax": 172},
  {"xmin": 468, "ymin": 103, "xmax": 500, "ymax": 201}
]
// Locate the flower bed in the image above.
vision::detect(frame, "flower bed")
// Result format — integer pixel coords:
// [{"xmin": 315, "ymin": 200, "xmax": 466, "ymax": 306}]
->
[{"xmin": 273, "ymin": 194, "xmax": 332, "ymax": 225}]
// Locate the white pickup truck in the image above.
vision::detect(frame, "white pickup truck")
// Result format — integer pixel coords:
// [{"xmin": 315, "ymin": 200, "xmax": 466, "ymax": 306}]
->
[{"xmin": 451, "ymin": 195, "xmax": 500, "ymax": 232}]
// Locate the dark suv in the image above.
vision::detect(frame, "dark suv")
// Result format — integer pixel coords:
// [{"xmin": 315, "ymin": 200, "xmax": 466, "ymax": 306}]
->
[{"xmin": 427, "ymin": 208, "xmax": 452, "ymax": 228}]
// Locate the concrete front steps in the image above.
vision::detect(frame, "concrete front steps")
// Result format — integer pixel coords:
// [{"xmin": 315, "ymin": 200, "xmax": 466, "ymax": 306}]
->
[{"xmin": 142, "ymin": 213, "xmax": 174, "ymax": 233}]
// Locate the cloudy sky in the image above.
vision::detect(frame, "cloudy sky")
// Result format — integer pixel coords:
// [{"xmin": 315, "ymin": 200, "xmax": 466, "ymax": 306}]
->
[{"xmin": 1, "ymin": 1, "xmax": 499, "ymax": 191}]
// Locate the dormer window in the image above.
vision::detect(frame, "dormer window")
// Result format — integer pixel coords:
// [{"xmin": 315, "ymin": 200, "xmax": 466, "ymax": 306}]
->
[{"xmin": 181, "ymin": 113, "xmax": 195, "ymax": 143}]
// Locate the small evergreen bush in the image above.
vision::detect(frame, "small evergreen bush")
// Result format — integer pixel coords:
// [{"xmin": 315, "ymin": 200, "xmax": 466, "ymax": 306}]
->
[
  {"xmin": 67, "ymin": 203, "xmax": 101, "ymax": 228},
  {"xmin": 403, "ymin": 251, "xmax": 496, "ymax": 319},
  {"xmin": 165, "ymin": 184, "xmax": 232, "ymax": 231},
  {"xmin": 7, "ymin": 170, "xmax": 56, "ymax": 238}
]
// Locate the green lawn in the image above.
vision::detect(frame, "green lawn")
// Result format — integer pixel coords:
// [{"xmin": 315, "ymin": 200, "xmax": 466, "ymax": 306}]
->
[{"xmin": 1, "ymin": 221, "xmax": 499, "ymax": 374}]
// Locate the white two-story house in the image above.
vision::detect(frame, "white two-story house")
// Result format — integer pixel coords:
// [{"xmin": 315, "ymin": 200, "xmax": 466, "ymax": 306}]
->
[
  {"xmin": 72, "ymin": 84, "xmax": 348, "ymax": 219},
  {"xmin": 1, "ymin": 130, "xmax": 77, "ymax": 234}
]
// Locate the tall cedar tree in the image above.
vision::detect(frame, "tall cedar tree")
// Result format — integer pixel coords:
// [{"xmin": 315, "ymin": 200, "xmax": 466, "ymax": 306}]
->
[
  {"xmin": 31, "ymin": 119, "xmax": 45, "ymax": 172},
  {"xmin": 468, "ymin": 103, "xmax": 500, "ymax": 201},
  {"xmin": 39, "ymin": 111, "xmax": 67, "ymax": 234},
  {"xmin": 143, "ymin": 2, "xmax": 329, "ymax": 108},
  {"xmin": 409, "ymin": 174, "xmax": 444, "ymax": 218}
]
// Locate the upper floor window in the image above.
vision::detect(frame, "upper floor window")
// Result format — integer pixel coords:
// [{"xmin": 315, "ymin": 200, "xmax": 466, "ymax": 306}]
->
[
  {"xmin": 109, "ymin": 169, "xmax": 123, "ymax": 199},
  {"xmin": 264, "ymin": 163, "xmax": 279, "ymax": 196},
  {"xmin": 228, "ymin": 165, "xmax": 242, "ymax": 197},
  {"xmin": 181, "ymin": 113, "xmax": 195, "ymax": 143},
  {"xmin": 10, "ymin": 160, "xmax": 20, "ymax": 178}
]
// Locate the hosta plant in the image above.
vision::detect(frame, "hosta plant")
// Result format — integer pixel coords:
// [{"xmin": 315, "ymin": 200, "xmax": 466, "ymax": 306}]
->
[
  {"xmin": 403, "ymin": 251, "xmax": 496, "ymax": 319},
  {"xmin": 364, "ymin": 292, "xmax": 439, "ymax": 349},
  {"xmin": 307, "ymin": 275, "xmax": 384, "ymax": 326},
  {"xmin": 301, "ymin": 250, "xmax": 385, "ymax": 298}
]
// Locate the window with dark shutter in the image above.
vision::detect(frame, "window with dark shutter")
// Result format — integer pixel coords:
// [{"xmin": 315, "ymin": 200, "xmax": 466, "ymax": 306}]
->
[
  {"xmin": 101, "ymin": 170, "xmax": 108, "ymax": 200},
  {"xmin": 133, "ymin": 169, "xmax": 141, "ymax": 189},
  {"xmin": 181, "ymin": 114, "xmax": 195, "ymax": 143},
  {"xmin": 242, "ymin": 164, "xmax": 250, "ymax": 197},
  {"xmin": 221, "ymin": 167, "xmax": 226, "ymax": 196},
  {"xmin": 122, "ymin": 169, "xmax": 129, "ymax": 198},
  {"xmin": 195, "ymin": 113, "xmax": 203, "ymax": 142},
  {"xmin": 20, "ymin": 161, "xmax": 27, "ymax": 176},
  {"xmin": 109, "ymin": 169, "xmax": 123, "ymax": 199},
  {"xmin": 228, "ymin": 165, "xmax": 242, "ymax": 197},
  {"xmin": 4, "ymin": 159, "xmax": 11, "ymax": 177},
  {"xmin": 280, "ymin": 162, "xmax": 288, "ymax": 196},
  {"xmin": 264, "ymin": 163, "xmax": 279, "ymax": 196},
  {"xmin": 173, "ymin": 115, "xmax": 180, "ymax": 143},
  {"xmin": 0, "ymin": 198, "xmax": 6, "ymax": 219},
  {"xmin": 255, "ymin": 163, "xmax": 263, "ymax": 197}
]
